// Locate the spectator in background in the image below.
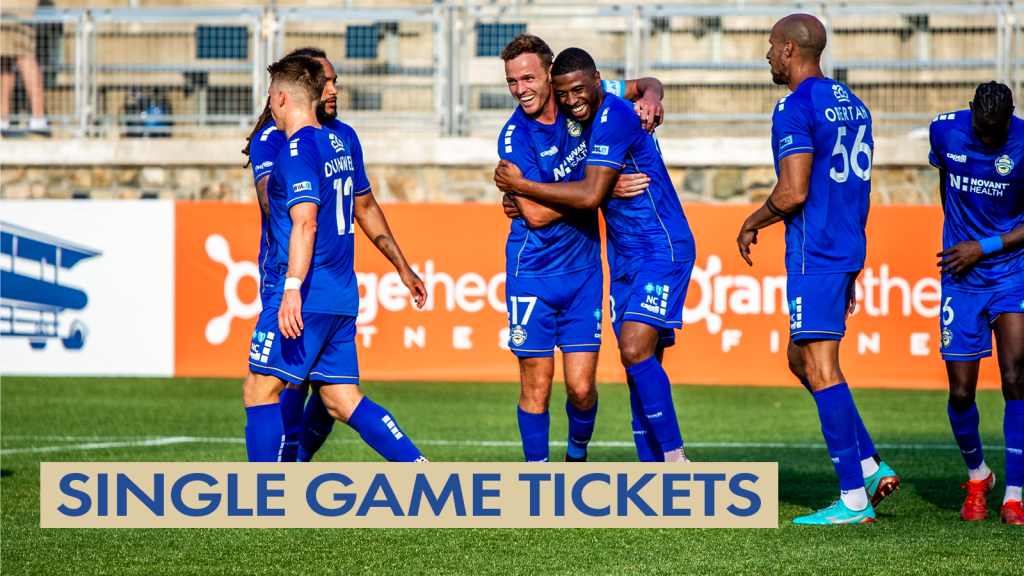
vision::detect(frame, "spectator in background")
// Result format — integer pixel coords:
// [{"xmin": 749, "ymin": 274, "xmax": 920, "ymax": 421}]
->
[{"xmin": 1, "ymin": 0, "xmax": 48, "ymax": 134}]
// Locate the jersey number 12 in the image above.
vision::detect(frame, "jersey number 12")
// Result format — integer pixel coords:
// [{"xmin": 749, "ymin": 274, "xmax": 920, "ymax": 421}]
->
[{"xmin": 334, "ymin": 177, "xmax": 355, "ymax": 235}]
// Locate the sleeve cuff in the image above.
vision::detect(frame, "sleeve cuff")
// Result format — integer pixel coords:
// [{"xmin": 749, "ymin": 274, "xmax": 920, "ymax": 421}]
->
[
  {"xmin": 287, "ymin": 196, "xmax": 321, "ymax": 207},
  {"xmin": 586, "ymin": 158, "xmax": 626, "ymax": 169},
  {"xmin": 355, "ymin": 187, "xmax": 372, "ymax": 197},
  {"xmin": 777, "ymin": 146, "xmax": 814, "ymax": 161}
]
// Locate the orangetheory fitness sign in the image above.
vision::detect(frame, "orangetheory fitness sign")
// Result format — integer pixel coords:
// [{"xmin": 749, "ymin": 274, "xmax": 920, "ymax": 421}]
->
[{"xmin": 41, "ymin": 463, "xmax": 777, "ymax": 528}]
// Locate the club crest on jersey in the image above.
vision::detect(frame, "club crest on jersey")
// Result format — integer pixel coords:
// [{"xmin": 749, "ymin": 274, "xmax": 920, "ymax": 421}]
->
[
  {"xmin": 832, "ymin": 84, "xmax": 850, "ymax": 103},
  {"xmin": 328, "ymin": 132, "xmax": 345, "ymax": 153},
  {"xmin": 995, "ymin": 155, "xmax": 1014, "ymax": 176},
  {"xmin": 510, "ymin": 325, "xmax": 527, "ymax": 346},
  {"xmin": 566, "ymin": 118, "xmax": 582, "ymax": 137},
  {"xmin": 941, "ymin": 327, "xmax": 953, "ymax": 348}
]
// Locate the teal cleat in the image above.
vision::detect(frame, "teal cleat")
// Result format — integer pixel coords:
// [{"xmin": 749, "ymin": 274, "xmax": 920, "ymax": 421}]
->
[
  {"xmin": 865, "ymin": 461, "xmax": 900, "ymax": 507},
  {"xmin": 793, "ymin": 500, "xmax": 876, "ymax": 525}
]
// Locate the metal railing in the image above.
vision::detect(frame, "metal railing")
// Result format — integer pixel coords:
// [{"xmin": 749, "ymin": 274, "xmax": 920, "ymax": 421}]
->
[{"xmin": 0, "ymin": 2, "xmax": 1019, "ymax": 138}]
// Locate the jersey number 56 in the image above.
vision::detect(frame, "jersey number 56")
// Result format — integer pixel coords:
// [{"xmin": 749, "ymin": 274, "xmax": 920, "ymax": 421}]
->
[{"xmin": 830, "ymin": 125, "xmax": 872, "ymax": 183}]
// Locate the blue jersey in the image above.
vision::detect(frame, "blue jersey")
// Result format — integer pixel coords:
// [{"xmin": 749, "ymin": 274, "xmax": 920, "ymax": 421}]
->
[
  {"xmin": 498, "ymin": 80, "xmax": 624, "ymax": 278},
  {"xmin": 499, "ymin": 106, "xmax": 600, "ymax": 277},
  {"xmin": 772, "ymin": 77, "xmax": 873, "ymax": 275},
  {"xmin": 267, "ymin": 123, "xmax": 372, "ymax": 316},
  {"xmin": 929, "ymin": 110, "xmax": 1024, "ymax": 291},
  {"xmin": 249, "ymin": 122, "xmax": 287, "ymax": 295},
  {"xmin": 584, "ymin": 93, "xmax": 696, "ymax": 278}
]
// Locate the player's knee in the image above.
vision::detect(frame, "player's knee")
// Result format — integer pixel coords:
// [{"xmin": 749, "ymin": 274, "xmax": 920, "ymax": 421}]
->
[
  {"xmin": 1001, "ymin": 364, "xmax": 1024, "ymax": 401},
  {"xmin": 948, "ymin": 385, "xmax": 976, "ymax": 412},
  {"xmin": 565, "ymin": 384, "xmax": 597, "ymax": 411},
  {"xmin": 619, "ymin": 343, "xmax": 652, "ymax": 367}
]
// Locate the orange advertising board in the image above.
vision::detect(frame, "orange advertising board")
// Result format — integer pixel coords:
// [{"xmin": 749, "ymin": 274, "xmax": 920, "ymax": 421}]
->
[{"xmin": 174, "ymin": 202, "xmax": 1002, "ymax": 389}]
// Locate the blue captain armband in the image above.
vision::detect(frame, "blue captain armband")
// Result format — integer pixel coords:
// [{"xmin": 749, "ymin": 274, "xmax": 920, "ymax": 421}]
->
[{"xmin": 979, "ymin": 236, "xmax": 1004, "ymax": 255}]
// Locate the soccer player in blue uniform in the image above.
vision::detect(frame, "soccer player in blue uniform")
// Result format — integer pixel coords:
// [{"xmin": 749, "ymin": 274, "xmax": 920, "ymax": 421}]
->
[
  {"xmin": 737, "ymin": 15, "xmax": 899, "ymax": 524},
  {"xmin": 242, "ymin": 47, "xmax": 343, "ymax": 462},
  {"xmin": 242, "ymin": 54, "xmax": 429, "ymax": 463},
  {"xmin": 495, "ymin": 48, "xmax": 696, "ymax": 464},
  {"xmin": 928, "ymin": 81, "xmax": 1024, "ymax": 525},
  {"xmin": 496, "ymin": 34, "xmax": 664, "ymax": 463}
]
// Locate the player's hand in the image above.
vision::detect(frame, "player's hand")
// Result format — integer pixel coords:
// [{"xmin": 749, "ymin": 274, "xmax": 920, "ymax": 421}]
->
[
  {"xmin": 611, "ymin": 173, "xmax": 651, "ymax": 199},
  {"xmin": 634, "ymin": 93, "xmax": 664, "ymax": 134},
  {"xmin": 402, "ymin": 269, "xmax": 428, "ymax": 309},
  {"xmin": 937, "ymin": 240, "xmax": 983, "ymax": 277},
  {"xmin": 279, "ymin": 289, "xmax": 304, "ymax": 339},
  {"xmin": 494, "ymin": 159, "xmax": 524, "ymax": 193},
  {"xmin": 502, "ymin": 193, "xmax": 522, "ymax": 220},
  {"xmin": 737, "ymin": 222, "xmax": 758, "ymax": 266}
]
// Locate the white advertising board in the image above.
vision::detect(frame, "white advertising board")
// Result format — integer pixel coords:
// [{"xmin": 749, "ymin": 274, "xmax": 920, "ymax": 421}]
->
[{"xmin": 1, "ymin": 200, "xmax": 175, "ymax": 376}]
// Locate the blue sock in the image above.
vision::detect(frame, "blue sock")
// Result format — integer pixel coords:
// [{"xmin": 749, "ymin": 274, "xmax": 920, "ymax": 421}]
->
[
  {"xmin": 625, "ymin": 356, "xmax": 682, "ymax": 453},
  {"xmin": 297, "ymin": 393, "xmax": 335, "ymax": 462},
  {"xmin": 517, "ymin": 406, "xmax": 550, "ymax": 462},
  {"xmin": 278, "ymin": 387, "xmax": 307, "ymax": 462},
  {"xmin": 629, "ymin": 383, "xmax": 663, "ymax": 462},
  {"xmin": 565, "ymin": 400, "xmax": 597, "ymax": 459},
  {"xmin": 802, "ymin": 378, "xmax": 877, "ymax": 462},
  {"xmin": 347, "ymin": 397, "xmax": 422, "ymax": 462},
  {"xmin": 244, "ymin": 404, "xmax": 285, "ymax": 462},
  {"xmin": 948, "ymin": 402, "xmax": 985, "ymax": 470},
  {"xmin": 812, "ymin": 383, "xmax": 864, "ymax": 492},
  {"xmin": 1005, "ymin": 399, "xmax": 1024, "ymax": 488}
]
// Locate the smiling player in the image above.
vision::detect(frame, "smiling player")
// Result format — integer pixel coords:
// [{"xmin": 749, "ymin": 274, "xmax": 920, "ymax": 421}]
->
[
  {"xmin": 496, "ymin": 34, "xmax": 664, "ymax": 463},
  {"xmin": 495, "ymin": 47, "xmax": 696, "ymax": 464},
  {"xmin": 929, "ymin": 81, "xmax": 1024, "ymax": 525}
]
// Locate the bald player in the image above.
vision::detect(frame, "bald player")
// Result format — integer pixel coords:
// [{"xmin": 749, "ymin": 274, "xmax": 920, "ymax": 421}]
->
[{"xmin": 737, "ymin": 14, "xmax": 900, "ymax": 524}]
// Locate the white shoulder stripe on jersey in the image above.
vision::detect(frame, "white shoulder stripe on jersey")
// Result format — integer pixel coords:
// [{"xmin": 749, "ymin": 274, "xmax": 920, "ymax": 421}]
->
[{"xmin": 259, "ymin": 125, "xmax": 276, "ymax": 142}]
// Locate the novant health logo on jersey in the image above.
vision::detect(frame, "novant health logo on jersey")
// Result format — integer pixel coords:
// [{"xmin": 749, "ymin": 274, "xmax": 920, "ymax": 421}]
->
[{"xmin": 995, "ymin": 155, "xmax": 1015, "ymax": 176}]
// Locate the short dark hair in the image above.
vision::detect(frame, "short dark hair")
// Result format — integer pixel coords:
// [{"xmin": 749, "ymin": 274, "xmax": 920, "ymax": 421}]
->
[
  {"xmin": 551, "ymin": 47, "xmax": 596, "ymax": 78},
  {"xmin": 973, "ymin": 81, "xmax": 1014, "ymax": 122},
  {"xmin": 500, "ymin": 34, "xmax": 554, "ymax": 67},
  {"xmin": 286, "ymin": 46, "xmax": 327, "ymax": 60},
  {"xmin": 267, "ymin": 54, "xmax": 325, "ymax": 105}
]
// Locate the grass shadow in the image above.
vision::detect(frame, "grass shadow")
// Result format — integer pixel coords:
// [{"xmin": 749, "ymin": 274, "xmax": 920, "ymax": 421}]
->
[{"xmin": 0, "ymin": 469, "xmax": 13, "ymax": 478}]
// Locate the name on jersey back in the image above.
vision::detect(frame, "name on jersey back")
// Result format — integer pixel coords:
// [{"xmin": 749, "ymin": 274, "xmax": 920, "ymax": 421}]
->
[{"xmin": 324, "ymin": 155, "xmax": 355, "ymax": 177}]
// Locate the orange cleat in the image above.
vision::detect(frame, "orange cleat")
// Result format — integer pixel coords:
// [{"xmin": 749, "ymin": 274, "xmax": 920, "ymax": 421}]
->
[
  {"xmin": 960, "ymin": 472, "xmax": 995, "ymax": 521},
  {"xmin": 1000, "ymin": 500, "xmax": 1024, "ymax": 525}
]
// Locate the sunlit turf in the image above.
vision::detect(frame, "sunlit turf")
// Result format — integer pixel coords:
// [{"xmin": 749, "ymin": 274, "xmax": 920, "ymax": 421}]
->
[{"xmin": 2, "ymin": 377, "xmax": 1021, "ymax": 575}]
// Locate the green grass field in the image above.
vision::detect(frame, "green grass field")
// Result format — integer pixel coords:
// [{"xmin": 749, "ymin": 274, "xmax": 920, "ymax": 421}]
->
[{"xmin": 1, "ymin": 377, "xmax": 1022, "ymax": 575}]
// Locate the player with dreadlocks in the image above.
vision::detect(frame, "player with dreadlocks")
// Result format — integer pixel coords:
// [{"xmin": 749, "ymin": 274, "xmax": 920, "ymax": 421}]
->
[
  {"xmin": 929, "ymin": 81, "xmax": 1024, "ymax": 525},
  {"xmin": 241, "ymin": 47, "xmax": 340, "ymax": 463}
]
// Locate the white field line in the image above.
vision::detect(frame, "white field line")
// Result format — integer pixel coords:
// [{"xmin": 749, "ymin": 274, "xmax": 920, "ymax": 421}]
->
[{"xmin": 0, "ymin": 436, "xmax": 1007, "ymax": 455}]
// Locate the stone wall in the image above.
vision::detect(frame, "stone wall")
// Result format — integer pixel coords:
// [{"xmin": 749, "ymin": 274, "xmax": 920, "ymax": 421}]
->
[{"xmin": 1, "ymin": 163, "xmax": 942, "ymax": 205}]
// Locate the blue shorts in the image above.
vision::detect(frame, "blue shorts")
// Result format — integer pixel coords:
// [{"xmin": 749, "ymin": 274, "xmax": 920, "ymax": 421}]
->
[
  {"xmin": 248, "ymin": 305, "xmax": 359, "ymax": 385},
  {"xmin": 939, "ymin": 285, "xmax": 1024, "ymax": 361},
  {"xmin": 504, "ymin": 264, "xmax": 603, "ymax": 358},
  {"xmin": 609, "ymin": 260, "xmax": 694, "ymax": 347},
  {"xmin": 787, "ymin": 272, "xmax": 858, "ymax": 342}
]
